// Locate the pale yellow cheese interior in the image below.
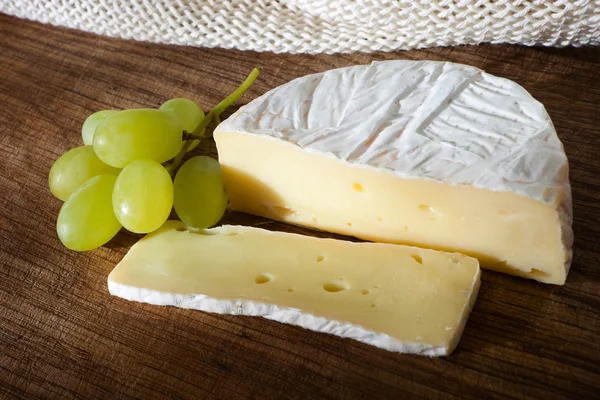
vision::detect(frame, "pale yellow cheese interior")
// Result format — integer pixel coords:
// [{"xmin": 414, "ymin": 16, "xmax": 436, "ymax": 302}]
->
[
  {"xmin": 215, "ymin": 130, "xmax": 568, "ymax": 284},
  {"xmin": 109, "ymin": 221, "xmax": 481, "ymax": 355}
]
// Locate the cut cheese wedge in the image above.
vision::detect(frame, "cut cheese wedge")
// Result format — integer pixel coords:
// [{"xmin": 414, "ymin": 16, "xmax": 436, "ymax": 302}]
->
[
  {"xmin": 214, "ymin": 60, "xmax": 573, "ymax": 284},
  {"xmin": 108, "ymin": 221, "xmax": 481, "ymax": 356}
]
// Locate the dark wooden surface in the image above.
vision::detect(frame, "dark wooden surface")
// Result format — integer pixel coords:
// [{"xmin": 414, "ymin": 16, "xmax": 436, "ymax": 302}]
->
[{"xmin": 1, "ymin": 13, "xmax": 599, "ymax": 400}]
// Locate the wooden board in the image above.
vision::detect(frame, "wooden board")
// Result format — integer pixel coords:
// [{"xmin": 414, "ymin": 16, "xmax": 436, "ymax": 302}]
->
[{"xmin": 1, "ymin": 13, "xmax": 599, "ymax": 400}]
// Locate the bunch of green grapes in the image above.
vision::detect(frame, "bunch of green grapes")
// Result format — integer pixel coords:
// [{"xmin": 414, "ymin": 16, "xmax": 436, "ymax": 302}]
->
[{"xmin": 48, "ymin": 69, "xmax": 260, "ymax": 251}]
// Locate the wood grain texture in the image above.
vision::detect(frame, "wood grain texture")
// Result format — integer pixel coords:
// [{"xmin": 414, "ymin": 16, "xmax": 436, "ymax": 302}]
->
[{"xmin": 1, "ymin": 13, "xmax": 599, "ymax": 400}]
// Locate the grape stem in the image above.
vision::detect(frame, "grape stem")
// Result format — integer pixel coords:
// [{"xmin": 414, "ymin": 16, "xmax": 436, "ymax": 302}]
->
[
  {"xmin": 192, "ymin": 67, "xmax": 261, "ymax": 136},
  {"xmin": 166, "ymin": 67, "xmax": 261, "ymax": 175},
  {"xmin": 168, "ymin": 140, "xmax": 193, "ymax": 175}
]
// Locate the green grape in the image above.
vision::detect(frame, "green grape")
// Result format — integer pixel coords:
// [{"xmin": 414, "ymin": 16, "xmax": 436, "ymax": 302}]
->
[
  {"xmin": 159, "ymin": 98, "xmax": 204, "ymax": 132},
  {"xmin": 112, "ymin": 159, "xmax": 173, "ymax": 233},
  {"xmin": 93, "ymin": 109, "xmax": 183, "ymax": 168},
  {"xmin": 56, "ymin": 174, "xmax": 121, "ymax": 251},
  {"xmin": 82, "ymin": 110, "xmax": 118, "ymax": 145},
  {"xmin": 159, "ymin": 98, "xmax": 205, "ymax": 151},
  {"xmin": 173, "ymin": 156, "xmax": 228, "ymax": 229},
  {"xmin": 49, "ymin": 145, "xmax": 120, "ymax": 201}
]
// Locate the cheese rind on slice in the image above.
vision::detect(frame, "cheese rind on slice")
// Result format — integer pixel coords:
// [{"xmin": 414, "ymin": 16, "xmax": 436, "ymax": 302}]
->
[
  {"xmin": 214, "ymin": 60, "xmax": 573, "ymax": 284},
  {"xmin": 108, "ymin": 220, "xmax": 481, "ymax": 356}
]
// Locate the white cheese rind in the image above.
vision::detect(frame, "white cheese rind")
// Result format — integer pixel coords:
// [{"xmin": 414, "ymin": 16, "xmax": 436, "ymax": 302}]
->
[
  {"xmin": 217, "ymin": 60, "xmax": 568, "ymax": 206},
  {"xmin": 108, "ymin": 281, "xmax": 454, "ymax": 356}
]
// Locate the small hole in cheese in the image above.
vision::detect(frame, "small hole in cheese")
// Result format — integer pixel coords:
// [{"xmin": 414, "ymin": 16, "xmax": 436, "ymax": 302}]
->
[
  {"xmin": 450, "ymin": 255, "xmax": 461, "ymax": 264},
  {"xmin": 361, "ymin": 290, "xmax": 369, "ymax": 295},
  {"xmin": 323, "ymin": 282, "xmax": 349, "ymax": 293},
  {"xmin": 346, "ymin": 222, "xmax": 352, "ymax": 227},
  {"xmin": 316, "ymin": 255, "xmax": 324, "ymax": 262},
  {"xmin": 352, "ymin": 183, "xmax": 364, "ymax": 192},
  {"xmin": 429, "ymin": 218, "xmax": 437, "ymax": 221},
  {"xmin": 287, "ymin": 288, "xmax": 294, "ymax": 293},
  {"xmin": 418, "ymin": 204, "xmax": 431, "ymax": 212},
  {"xmin": 411, "ymin": 254, "xmax": 423, "ymax": 264},
  {"xmin": 371, "ymin": 304, "xmax": 377, "ymax": 308},
  {"xmin": 175, "ymin": 227, "xmax": 187, "ymax": 232},
  {"xmin": 273, "ymin": 206, "xmax": 297, "ymax": 218},
  {"xmin": 255, "ymin": 273, "xmax": 273, "ymax": 284},
  {"xmin": 225, "ymin": 232, "xmax": 238, "ymax": 236},
  {"xmin": 493, "ymin": 261, "xmax": 549, "ymax": 279},
  {"xmin": 376, "ymin": 217, "xmax": 382, "ymax": 222},
  {"xmin": 498, "ymin": 210, "xmax": 509, "ymax": 215},
  {"xmin": 529, "ymin": 268, "xmax": 550, "ymax": 278}
]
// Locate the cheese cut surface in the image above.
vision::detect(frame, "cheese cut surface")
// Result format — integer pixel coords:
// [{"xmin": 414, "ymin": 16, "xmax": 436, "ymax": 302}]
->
[
  {"xmin": 214, "ymin": 60, "xmax": 573, "ymax": 284},
  {"xmin": 108, "ymin": 221, "xmax": 481, "ymax": 356}
]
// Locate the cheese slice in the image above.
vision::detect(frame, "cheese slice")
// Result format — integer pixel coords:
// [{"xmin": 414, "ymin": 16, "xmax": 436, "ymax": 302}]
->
[
  {"xmin": 214, "ymin": 60, "xmax": 573, "ymax": 284},
  {"xmin": 108, "ymin": 221, "xmax": 481, "ymax": 356}
]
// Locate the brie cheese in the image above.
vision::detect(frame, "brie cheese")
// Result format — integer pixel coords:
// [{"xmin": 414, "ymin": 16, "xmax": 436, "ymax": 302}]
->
[
  {"xmin": 108, "ymin": 221, "xmax": 481, "ymax": 356},
  {"xmin": 215, "ymin": 60, "xmax": 573, "ymax": 284}
]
